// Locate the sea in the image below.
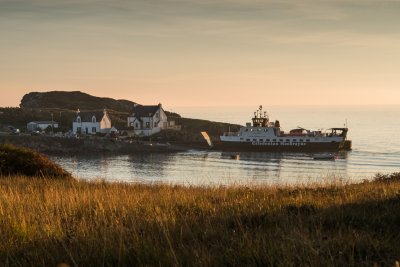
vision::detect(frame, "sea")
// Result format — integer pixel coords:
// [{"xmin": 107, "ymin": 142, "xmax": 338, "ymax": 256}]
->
[{"xmin": 53, "ymin": 105, "xmax": 400, "ymax": 186}]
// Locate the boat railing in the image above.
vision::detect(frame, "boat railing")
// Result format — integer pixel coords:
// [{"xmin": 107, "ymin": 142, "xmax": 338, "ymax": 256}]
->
[{"xmin": 281, "ymin": 132, "xmax": 342, "ymax": 137}]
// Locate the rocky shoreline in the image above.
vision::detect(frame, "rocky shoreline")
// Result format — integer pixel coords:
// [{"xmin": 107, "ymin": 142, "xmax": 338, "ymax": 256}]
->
[{"xmin": 0, "ymin": 135, "xmax": 208, "ymax": 155}]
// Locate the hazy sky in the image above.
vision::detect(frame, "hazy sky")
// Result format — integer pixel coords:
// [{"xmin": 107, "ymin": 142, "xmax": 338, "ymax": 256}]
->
[{"xmin": 1, "ymin": 0, "xmax": 399, "ymax": 107}]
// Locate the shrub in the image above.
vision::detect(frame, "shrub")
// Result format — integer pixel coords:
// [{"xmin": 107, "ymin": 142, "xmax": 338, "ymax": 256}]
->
[
  {"xmin": 374, "ymin": 172, "xmax": 400, "ymax": 183},
  {"xmin": 0, "ymin": 144, "xmax": 71, "ymax": 178}
]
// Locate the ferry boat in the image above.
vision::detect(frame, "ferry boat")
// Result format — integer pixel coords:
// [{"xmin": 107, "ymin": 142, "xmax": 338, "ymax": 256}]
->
[{"xmin": 204, "ymin": 106, "xmax": 351, "ymax": 152}]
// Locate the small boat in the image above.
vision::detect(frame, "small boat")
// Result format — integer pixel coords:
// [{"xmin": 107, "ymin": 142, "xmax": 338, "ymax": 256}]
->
[{"xmin": 313, "ymin": 154, "xmax": 336, "ymax": 160}]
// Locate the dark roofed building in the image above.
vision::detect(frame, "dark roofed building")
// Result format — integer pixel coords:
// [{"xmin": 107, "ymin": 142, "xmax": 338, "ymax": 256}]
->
[
  {"xmin": 127, "ymin": 104, "xmax": 169, "ymax": 136},
  {"xmin": 72, "ymin": 109, "xmax": 112, "ymax": 135}
]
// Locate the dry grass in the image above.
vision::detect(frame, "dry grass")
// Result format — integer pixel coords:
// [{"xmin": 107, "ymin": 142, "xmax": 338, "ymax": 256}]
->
[{"xmin": 0, "ymin": 175, "xmax": 399, "ymax": 266}]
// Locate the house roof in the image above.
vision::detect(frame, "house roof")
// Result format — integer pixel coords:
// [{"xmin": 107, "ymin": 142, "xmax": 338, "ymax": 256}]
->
[
  {"xmin": 76, "ymin": 111, "xmax": 105, "ymax": 122},
  {"xmin": 130, "ymin": 105, "xmax": 161, "ymax": 118}
]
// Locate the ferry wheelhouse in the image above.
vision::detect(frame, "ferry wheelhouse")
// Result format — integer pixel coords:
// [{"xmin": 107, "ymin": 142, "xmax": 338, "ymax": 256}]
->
[{"xmin": 216, "ymin": 106, "xmax": 351, "ymax": 152}]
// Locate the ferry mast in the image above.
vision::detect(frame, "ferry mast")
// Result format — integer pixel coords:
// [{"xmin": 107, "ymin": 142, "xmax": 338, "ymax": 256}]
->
[{"xmin": 252, "ymin": 105, "xmax": 269, "ymax": 127}]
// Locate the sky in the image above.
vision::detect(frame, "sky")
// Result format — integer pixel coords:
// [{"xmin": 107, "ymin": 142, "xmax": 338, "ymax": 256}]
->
[{"xmin": 1, "ymin": 0, "xmax": 400, "ymax": 107}]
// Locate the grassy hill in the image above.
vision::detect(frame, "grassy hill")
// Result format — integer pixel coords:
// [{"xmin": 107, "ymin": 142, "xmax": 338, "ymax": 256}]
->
[
  {"xmin": 20, "ymin": 91, "xmax": 137, "ymax": 112},
  {"xmin": 0, "ymin": 173, "xmax": 399, "ymax": 266}
]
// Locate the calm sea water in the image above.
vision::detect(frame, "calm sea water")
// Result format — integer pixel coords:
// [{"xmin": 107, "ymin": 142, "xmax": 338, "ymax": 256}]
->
[{"xmin": 53, "ymin": 105, "xmax": 400, "ymax": 186}]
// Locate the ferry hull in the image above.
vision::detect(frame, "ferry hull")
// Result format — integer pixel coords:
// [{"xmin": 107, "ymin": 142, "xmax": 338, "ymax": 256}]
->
[{"xmin": 213, "ymin": 141, "xmax": 351, "ymax": 152}]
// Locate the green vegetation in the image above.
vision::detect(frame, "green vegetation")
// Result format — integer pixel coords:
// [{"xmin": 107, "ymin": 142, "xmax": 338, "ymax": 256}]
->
[
  {"xmin": 0, "ymin": 173, "xmax": 399, "ymax": 266},
  {"xmin": 0, "ymin": 144, "xmax": 71, "ymax": 178},
  {"xmin": 0, "ymin": 107, "xmax": 77, "ymax": 132},
  {"xmin": 0, "ymin": 107, "xmax": 131, "ymax": 131},
  {"xmin": 152, "ymin": 117, "xmax": 241, "ymax": 144}
]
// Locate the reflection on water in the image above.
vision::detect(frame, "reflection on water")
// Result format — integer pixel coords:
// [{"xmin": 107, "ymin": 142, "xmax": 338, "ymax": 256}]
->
[
  {"xmin": 53, "ymin": 149, "xmax": 398, "ymax": 186},
  {"xmin": 52, "ymin": 106, "xmax": 400, "ymax": 186}
]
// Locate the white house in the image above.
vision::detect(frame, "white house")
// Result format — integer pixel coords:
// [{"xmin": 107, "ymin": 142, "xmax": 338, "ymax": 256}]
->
[
  {"xmin": 72, "ymin": 109, "xmax": 112, "ymax": 135},
  {"xmin": 127, "ymin": 104, "xmax": 170, "ymax": 136},
  {"xmin": 27, "ymin": 121, "xmax": 59, "ymax": 132}
]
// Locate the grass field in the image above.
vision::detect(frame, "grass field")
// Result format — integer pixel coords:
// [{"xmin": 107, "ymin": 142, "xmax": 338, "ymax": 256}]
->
[{"xmin": 0, "ymin": 174, "xmax": 399, "ymax": 266}]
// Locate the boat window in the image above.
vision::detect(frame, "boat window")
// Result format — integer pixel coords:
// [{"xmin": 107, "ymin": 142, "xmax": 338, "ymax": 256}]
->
[
  {"xmin": 253, "ymin": 139, "xmax": 257, "ymax": 141},
  {"xmin": 279, "ymin": 139, "xmax": 283, "ymax": 142},
  {"xmin": 257, "ymin": 128, "xmax": 262, "ymax": 131},
  {"xmin": 292, "ymin": 139, "xmax": 297, "ymax": 142},
  {"xmin": 299, "ymin": 139, "xmax": 303, "ymax": 142},
  {"xmin": 266, "ymin": 139, "xmax": 270, "ymax": 142},
  {"xmin": 245, "ymin": 129, "xmax": 249, "ymax": 132},
  {"xmin": 259, "ymin": 139, "xmax": 263, "ymax": 142},
  {"xmin": 285, "ymin": 139, "xmax": 289, "ymax": 143},
  {"xmin": 246, "ymin": 139, "xmax": 250, "ymax": 142},
  {"xmin": 306, "ymin": 139, "xmax": 310, "ymax": 142},
  {"xmin": 240, "ymin": 138, "xmax": 244, "ymax": 140},
  {"xmin": 264, "ymin": 129, "xmax": 268, "ymax": 132}
]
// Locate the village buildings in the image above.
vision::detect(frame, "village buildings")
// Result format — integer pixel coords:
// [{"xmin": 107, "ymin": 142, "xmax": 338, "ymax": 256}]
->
[
  {"xmin": 127, "ymin": 104, "xmax": 177, "ymax": 136},
  {"xmin": 27, "ymin": 121, "xmax": 59, "ymax": 132},
  {"xmin": 72, "ymin": 109, "xmax": 112, "ymax": 135},
  {"xmin": 24, "ymin": 103, "xmax": 179, "ymax": 137}
]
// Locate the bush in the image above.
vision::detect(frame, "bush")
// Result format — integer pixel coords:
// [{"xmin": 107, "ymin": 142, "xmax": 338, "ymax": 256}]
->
[
  {"xmin": 374, "ymin": 172, "xmax": 400, "ymax": 183},
  {"xmin": 0, "ymin": 144, "xmax": 72, "ymax": 178}
]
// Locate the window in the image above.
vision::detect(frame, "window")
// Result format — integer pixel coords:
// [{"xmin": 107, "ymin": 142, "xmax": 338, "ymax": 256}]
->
[
  {"xmin": 155, "ymin": 112, "xmax": 159, "ymax": 119},
  {"xmin": 266, "ymin": 139, "xmax": 270, "ymax": 142},
  {"xmin": 259, "ymin": 139, "xmax": 264, "ymax": 142},
  {"xmin": 146, "ymin": 122, "xmax": 150, "ymax": 128},
  {"xmin": 240, "ymin": 138, "xmax": 244, "ymax": 140},
  {"xmin": 246, "ymin": 139, "xmax": 250, "ymax": 142},
  {"xmin": 299, "ymin": 139, "xmax": 303, "ymax": 142},
  {"xmin": 245, "ymin": 129, "xmax": 249, "ymax": 132},
  {"xmin": 92, "ymin": 127, "xmax": 97, "ymax": 133},
  {"xmin": 279, "ymin": 139, "xmax": 283, "ymax": 142},
  {"xmin": 306, "ymin": 139, "xmax": 310, "ymax": 142},
  {"xmin": 285, "ymin": 139, "xmax": 290, "ymax": 143},
  {"xmin": 292, "ymin": 139, "xmax": 297, "ymax": 142},
  {"xmin": 77, "ymin": 117, "xmax": 81, "ymax": 123},
  {"xmin": 92, "ymin": 116, "xmax": 96, "ymax": 123},
  {"xmin": 272, "ymin": 139, "xmax": 277, "ymax": 142},
  {"xmin": 135, "ymin": 123, "xmax": 139, "ymax": 128},
  {"xmin": 264, "ymin": 129, "xmax": 268, "ymax": 132},
  {"xmin": 154, "ymin": 122, "xmax": 158, "ymax": 127},
  {"xmin": 77, "ymin": 127, "xmax": 81, "ymax": 134},
  {"xmin": 253, "ymin": 139, "xmax": 257, "ymax": 141}
]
